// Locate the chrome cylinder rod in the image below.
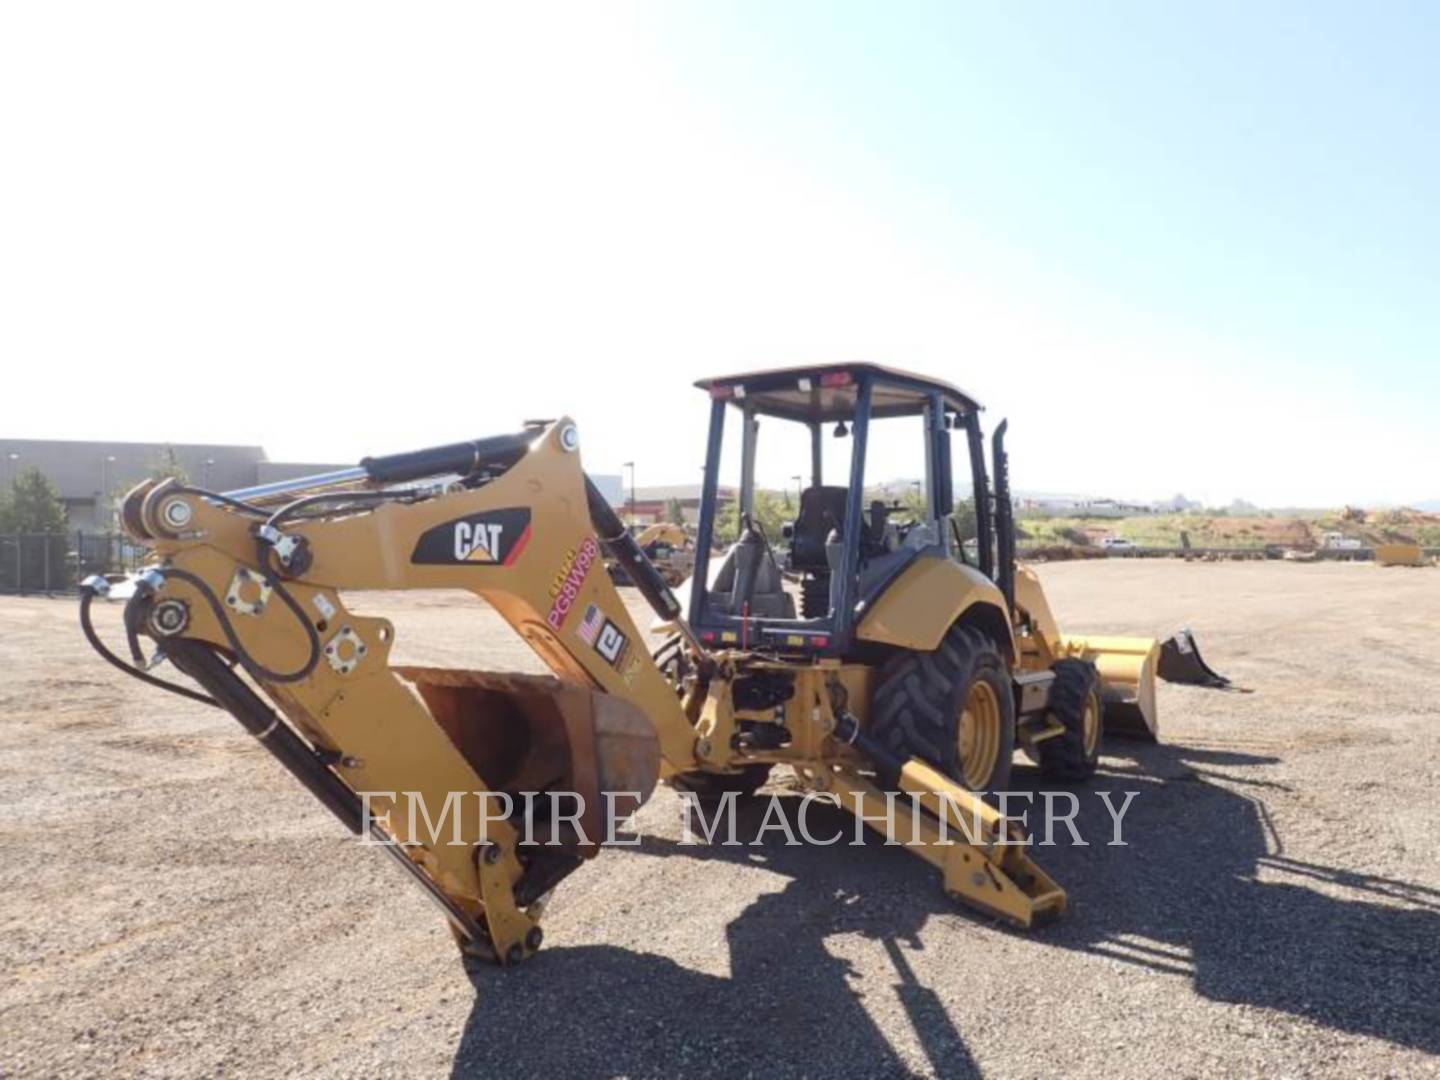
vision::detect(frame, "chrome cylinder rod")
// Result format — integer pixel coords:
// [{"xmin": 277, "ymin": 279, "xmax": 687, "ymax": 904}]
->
[{"xmin": 223, "ymin": 466, "xmax": 371, "ymax": 504}]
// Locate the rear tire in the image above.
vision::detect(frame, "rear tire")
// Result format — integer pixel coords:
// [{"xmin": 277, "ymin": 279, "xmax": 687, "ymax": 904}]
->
[
  {"xmin": 1037, "ymin": 659, "xmax": 1103, "ymax": 781},
  {"xmin": 870, "ymin": 625, "xmax": 1016, "ymax": 795}
]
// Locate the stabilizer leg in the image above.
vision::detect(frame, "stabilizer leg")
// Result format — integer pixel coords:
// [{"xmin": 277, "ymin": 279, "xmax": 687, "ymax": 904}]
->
[{"xmin": 825, "ymin": 759, "xmax": 1066, "ymax": 929}]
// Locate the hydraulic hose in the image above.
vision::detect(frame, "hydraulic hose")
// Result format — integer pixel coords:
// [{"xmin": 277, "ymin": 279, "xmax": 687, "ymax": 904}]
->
[
  {"xmin": 160, "ymin": 564, "xmax": 321, "ymax": 685},
  {"xmin": 78, "ymin": 586, "xmax": 218, "ymax": 708},
  {"xmin": 262, "ymin": 490, "xmax": 419, "ymax": 533}
]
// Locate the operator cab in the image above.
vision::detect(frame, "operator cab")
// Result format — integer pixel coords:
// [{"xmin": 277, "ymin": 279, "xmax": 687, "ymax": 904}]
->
[{"xmin": 688, "ymin": 364, "xmax": 997, "ymax": 654}]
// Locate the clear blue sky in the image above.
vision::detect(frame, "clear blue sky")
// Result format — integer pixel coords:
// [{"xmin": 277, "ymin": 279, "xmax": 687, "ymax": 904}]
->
[
  {"xmin": 646, "ymin": 1, "xmax": 1438, "ymax": 408},
  {"xmin": 650, "ymin": 1, "xmax": 1440, "ymax": 504},
  {"xmin": 1, "ymin": 3, "xmax": 1435, "ymax": 506}
]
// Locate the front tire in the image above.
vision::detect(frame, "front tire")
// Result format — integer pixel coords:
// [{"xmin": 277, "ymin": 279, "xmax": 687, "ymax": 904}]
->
[
  {"xmin": 1037, "ymin": 659, "xmax": 1103, "ymax": 781},
  {"xmin": 870, "ymin": 625, "xmax": 1016, "ymax": 795}
]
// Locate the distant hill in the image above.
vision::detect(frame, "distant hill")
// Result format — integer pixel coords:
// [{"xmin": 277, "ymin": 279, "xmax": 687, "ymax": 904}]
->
[
  {"xmin": 1415, "ymin": 500, "xmax": 1440, "ymax": 513},
  {"xmin": 1017, "ymin": 507, "xmax": 1440, "ymax": 551}
]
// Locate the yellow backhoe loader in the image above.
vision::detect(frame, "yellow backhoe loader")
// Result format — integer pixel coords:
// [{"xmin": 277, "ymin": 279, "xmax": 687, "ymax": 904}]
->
[
  {"xmin": 81, "ymin": 363, "xmax": 1223, "ymax": 966},
  {"xmin": 607, "ymin": 521, "xmax": 693, "ymax": 586}
]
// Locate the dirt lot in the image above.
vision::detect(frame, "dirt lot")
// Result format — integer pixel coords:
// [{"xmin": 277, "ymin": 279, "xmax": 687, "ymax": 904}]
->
[{"xmin": 2, "ymin": 561, "xmax": 1438, "ymax": 1078}]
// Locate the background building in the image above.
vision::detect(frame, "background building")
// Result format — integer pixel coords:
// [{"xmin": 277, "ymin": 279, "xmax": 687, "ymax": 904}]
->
[
  {"xmin": 589, "ymin": 474, "xmax": 625, "ymax": 510},
  {"xmin": 1015, "ymin": 493, "xmax": 1157, "ymax": 518},
  {"xmin": 627, "ymin": 484, "xmax": 738, "ymax": 525},
  {"xmin": 0, "ymin": 439, "xmax": 345, "ymax": 530}
]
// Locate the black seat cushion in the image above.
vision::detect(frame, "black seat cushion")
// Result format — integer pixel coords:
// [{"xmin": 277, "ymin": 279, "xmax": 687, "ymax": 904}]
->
[{"xmin": 790, "ymin": 486, "xmax": 848, "ymax": 570}]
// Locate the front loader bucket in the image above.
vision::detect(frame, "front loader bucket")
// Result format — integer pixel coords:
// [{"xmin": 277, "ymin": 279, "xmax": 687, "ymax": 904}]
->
[
  {"xmin": 395, "ymin": 667, "xmax": 661, "ymax": 854},
  {"xmin": 1157, "ymin": 628, "xmax": 1231, "ymax": 688},
  {"xmin": 1061, "ymin": 635, "xmax": 1160, "ymax": 740}
]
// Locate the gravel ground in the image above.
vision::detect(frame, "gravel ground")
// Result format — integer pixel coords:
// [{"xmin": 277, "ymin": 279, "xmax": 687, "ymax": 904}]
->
[{"xmin": 2, "ymin": 560, "xmax": 1437, "ymax": 1078}]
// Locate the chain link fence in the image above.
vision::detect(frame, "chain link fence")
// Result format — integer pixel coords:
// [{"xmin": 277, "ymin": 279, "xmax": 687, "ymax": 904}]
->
[{"xmin": 0, "ymin": 532, "xmax": 148, "ymax": 594}]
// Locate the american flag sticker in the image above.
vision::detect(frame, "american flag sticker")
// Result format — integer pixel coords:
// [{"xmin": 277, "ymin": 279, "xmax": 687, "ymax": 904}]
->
[{"xmin": 577, "ymin": 603, "xmax": 604, "ymax": 645}]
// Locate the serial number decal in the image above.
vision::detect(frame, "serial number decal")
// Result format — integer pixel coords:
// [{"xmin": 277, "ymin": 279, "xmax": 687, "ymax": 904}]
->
[{"xmin": 546, "ymin": 537, "xmax": 599, "ymax": 630}]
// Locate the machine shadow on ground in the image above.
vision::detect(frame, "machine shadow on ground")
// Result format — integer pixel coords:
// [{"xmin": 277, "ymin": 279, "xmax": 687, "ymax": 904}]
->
[
  {"xmin": 1038, "ymin": 740, "xmax": 1440, "ymax": 1054},
  {"xmin": 453, "ymin": 794, "xmax": 976, "ymax": 1078},
  {"xmin": 452, "ymin": 742, "xmax": 1440, "ymax": 1078}
]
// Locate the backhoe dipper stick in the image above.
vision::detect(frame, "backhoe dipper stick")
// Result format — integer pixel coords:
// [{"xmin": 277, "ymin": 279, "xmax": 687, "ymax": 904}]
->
[{"xmin": 166, "ymin": 640, "xmax": 493, "ymax": 954}]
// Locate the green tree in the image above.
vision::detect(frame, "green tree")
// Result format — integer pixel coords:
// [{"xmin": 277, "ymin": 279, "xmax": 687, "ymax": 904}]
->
[
  {"xmin": 149, "ymin": 446, "xmax": 189, "ymax": 482},
  {"xmin": 664, "ymin": 496, "xmax": 686, "ymax": 524},
  {"xmin": 897, "ymin": 484, "xmax": 927, "ymax": 522},
  {"xmin": 949, "ymin": 495, "xmax": 978, "ymax": 543},
  {"xmin": 3, "ymin": 468, "xmax": 67, "ymax": 533},
  {"xmin": 0, "ymin": 468, "xmax": 69, "ymax": 591},
  {"xmin": 715, "ymin": 489, "xmax": 790, "ymax": 544}
]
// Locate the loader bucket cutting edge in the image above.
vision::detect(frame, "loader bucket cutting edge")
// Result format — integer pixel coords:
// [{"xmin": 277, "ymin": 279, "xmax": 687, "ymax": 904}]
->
[{"xmin": 394, "ymin": 667, "xmax": 662, "ymax": 853}]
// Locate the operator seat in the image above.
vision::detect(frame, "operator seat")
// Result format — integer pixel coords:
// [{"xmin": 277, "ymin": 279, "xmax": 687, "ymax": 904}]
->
[
  {"xmin": 789, "ymin": 486, "xmax": 849, "ymax": 570},
  {"xmin": 707, "ymin": 521, "xmax": 795, "ymax": 619}
]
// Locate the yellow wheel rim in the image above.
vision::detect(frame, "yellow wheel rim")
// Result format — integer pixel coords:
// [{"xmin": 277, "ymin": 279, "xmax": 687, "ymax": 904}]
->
[
  {"xmin": 957, "ymin": 681, "xmax": 1002, "ymax": 789},
  {"xmin": 1082, "ymin": 691, "xmax": 1101, "ymax": 759}
]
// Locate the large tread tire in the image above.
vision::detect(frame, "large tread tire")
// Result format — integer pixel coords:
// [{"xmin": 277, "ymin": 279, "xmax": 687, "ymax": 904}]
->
[
  {"xmin": 870, "ymin": 625, "xmax": 1016, "ymax": 796},
  {"xmin": 1037, "ymin": 658, "xmax": 1103, "ymax": 782},
  {"xmin": 668, "ymin": 765, "xmax": 772, "ymax": 803}
]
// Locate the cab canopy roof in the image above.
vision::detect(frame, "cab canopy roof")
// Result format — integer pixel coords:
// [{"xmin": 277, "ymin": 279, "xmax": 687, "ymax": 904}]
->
[{"xmin": 694, "ymin": 363, "xmax": 980, "ymax": 423}]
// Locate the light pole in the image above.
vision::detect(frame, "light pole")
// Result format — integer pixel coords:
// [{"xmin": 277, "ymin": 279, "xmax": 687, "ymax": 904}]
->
[
  {"xmin": 203, "ymin": 457, "xmax": 215, "ymax": 489},
  {"xmin": 791, "ymin": 474, "xmax": 803, "ymax": 510},
  {"xmin": 4, "ymin": 452, "xmax": 18, "ymax": 490},
  {"xmin": 101, "ymin": 455, "xmax": 116, "ymax": 529},
  {"xmin": 623, "ymin": 461, "xmax": 635, "ymax": 527}
]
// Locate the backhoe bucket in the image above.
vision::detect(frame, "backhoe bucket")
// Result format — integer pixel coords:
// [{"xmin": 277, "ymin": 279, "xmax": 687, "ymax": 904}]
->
[
  {"xmin": 1157, "ymin": 628, "xmax": 1231, "ymax": 688},
  {"xmin": 395, "ymin": 667, "xmax": 661, "ymax": 854},
  {"xmin": 1060, "ymin": 635, "xmax": 1160, "ymax": 740}
]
